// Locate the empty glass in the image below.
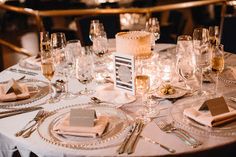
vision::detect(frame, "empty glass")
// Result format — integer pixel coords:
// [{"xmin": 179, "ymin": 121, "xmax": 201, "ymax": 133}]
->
[
  {"xmin": 89, "ymin": 20, "xmax": 106, "ymax": 42},
  {"xmin": 63, "ymin": 40, "xmax": 82, "ymax": 99},
  {"xmin": 193, "ymin": 28, "xmax": 211, "ymax": 95},
  {"xmin": 145, "ymin": 17, "xmax": 160, "ymax": 49},
  {"xmin": 176, "ymin": 35, "xmax": 195, "ymax": 91},
  {"xmin": 75, "ymin": 48, "xmax": 95, "ymax": 95},
  {"xmin": 209, "ymin": 26, "xmax": 220, "ymax": 47}
]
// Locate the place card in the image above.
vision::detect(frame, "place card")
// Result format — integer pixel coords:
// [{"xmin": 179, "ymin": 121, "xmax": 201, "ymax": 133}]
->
[
  {"xmin": 199, "ymin": 97, "xmax": 229, "ymax": 116},
  {"xmin": 69, "ymin": 108, "xmax": 97, "ymax": 127},
  {"xmin": 114, "ymin": 53, "xmax": 135, "ymax": 95},
  {"xmin": 4, "ymin": 79, "xmax": 22, "ymax": 95}
]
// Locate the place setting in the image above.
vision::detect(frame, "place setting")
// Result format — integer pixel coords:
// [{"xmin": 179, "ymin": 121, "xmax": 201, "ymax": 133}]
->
[{"xmin": 36, "ymin": 103, "xmax": 134, "ymax": 150}]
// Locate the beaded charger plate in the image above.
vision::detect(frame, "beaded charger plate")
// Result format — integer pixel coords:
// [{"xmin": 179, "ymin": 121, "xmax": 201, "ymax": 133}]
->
[
  {"xmin": 0, "ymin": 79, "xmax": 49, "ymax": 107},
  {"xmin": 37, "ymin": 104, "xmax": 133, "ymax": 150},
  {"xmin": 170, "ymin": 98, "xmax": 236, "ymax": 137},
  {"xmin": 219, "ymin": 64, "xmax": 236, "ymax": 84}
]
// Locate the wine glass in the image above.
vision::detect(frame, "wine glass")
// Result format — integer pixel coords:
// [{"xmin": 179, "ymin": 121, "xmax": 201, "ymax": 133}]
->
[
  {"xmin": 89, "ymin": 20, "xmax": 106, "ymax": 42},
  {"xmin": 193, "ymin": 28, "xmax": 211, "ymax": 95},
  {"xmin": 51, "ymin": 32, "xmax": 67, "ymax": 94},
  {"xmin": 136, "ymin": 59, "xmax": 159, "ymax": 121},
  {"xmin": 145, "ymin": 17, "xmax": 160, "ymax": 49},
  {"xmin": 209, "ymin": 26, "xmax": 220, "ymax": 47},
  {"xmin": 211, "ymin": 44, "xmax": 224, "ymax": 96},
  {"xmin": 63, "ymin": 40, "xmax": 82, "ymax": 99},
  {"xmin": 75, "ymin": 48, "xmax": 95, "ymax": 95},
  {"xmin": 40, "ymin": 32, "xmax": 55, "ymax": 103},
  {"xmin": 176, "ymin": 57, "xmax": 195, "ymax": 91}
]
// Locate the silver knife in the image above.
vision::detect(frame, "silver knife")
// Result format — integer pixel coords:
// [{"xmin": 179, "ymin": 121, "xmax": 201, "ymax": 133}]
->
[
  {"xmin": 117, "ymin": 122, "xmax": 137, "ymax": 154},
  {"xmin": 126, "ymin": 120, "xmax": 144, "ymax": 154}
]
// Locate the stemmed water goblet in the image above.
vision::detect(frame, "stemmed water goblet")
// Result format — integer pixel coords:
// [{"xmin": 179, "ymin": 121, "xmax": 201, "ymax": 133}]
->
[
  {"xmin": 40, "ymin": 32, "xmax": 55, "ymax": 103},
  {"xmin": 176, "ymin": 35, "xmax": 195, "ymax": 91},
  {"xmin": 145, "ymin": 17, "xmax": 160, "ymax": 49},
  {"xmin": 193, "ymin": 28, "xmax": 211, "ymax": 95},
  {"xmin": 75, "ymin": 48, "xmax": 95, "ymax": 95},
  {"xmin": 51, "ymin": 32, "xmax": 68, "ymax": 97},
  {"xmin": 63, "ymin": 40, "xmax": 82, "ymax": 99}
]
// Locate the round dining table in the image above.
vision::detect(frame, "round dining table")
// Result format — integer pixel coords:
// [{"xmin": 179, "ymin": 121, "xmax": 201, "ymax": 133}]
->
[{"xmin": 0, "ymin": 43, "xmax": 236, "ymax": 157}]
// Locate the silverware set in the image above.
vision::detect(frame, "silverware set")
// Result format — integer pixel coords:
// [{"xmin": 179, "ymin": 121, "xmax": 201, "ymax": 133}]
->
[
  {"xmin": 117, "ymin": 120, "xmax": 144, "ymax": 154},
  {"xmin": 156, "ymin": 120, "xmax": 202, "ymax": 148},
  {"xmin": 15, "ymin": 110, "xmax": 49, "ymax": 138}
]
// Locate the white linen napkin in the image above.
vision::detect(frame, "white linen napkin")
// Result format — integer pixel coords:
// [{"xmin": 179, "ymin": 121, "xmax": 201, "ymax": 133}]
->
[
  {"xmin": 184, "ymin": 106, "xmax": 236, "ymax": 127},
  {"xmin": 53, "ymin": 114, "xmax": 109, "ymax": 138}
]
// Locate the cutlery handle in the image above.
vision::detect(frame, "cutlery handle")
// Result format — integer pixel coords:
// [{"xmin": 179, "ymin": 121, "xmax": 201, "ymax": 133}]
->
[
  {"xmin": 15, "ymin": 122, "xmax": 37, "ymax": 137},
  {"xmin": 176, "ymin": 128, "xmax": 202, "ymax": 146},
  {"xmin": 127, "ymin": 122, "xmax": 144, "ymax": 154},
  {"xmin": 172, "ymin": 130, "xmax": 196, "ymax": 148},
  {"xmin": 117, "ymin": 133, "xmax": 131, "ymax": 154},
  {"xmin": 117, "ymin": 123, "xmax": 136, "ymax": 154},
  {"xmin": 159, "ymin": 144, "xmax": 176, "ymax": 153}
]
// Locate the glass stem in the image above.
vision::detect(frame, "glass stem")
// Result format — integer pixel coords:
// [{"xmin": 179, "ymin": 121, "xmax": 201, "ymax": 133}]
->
[
  {"xmin": 48, "ymin": 81, "xmax": 54, "ymax": 102},
  {"xmin": 199, "ymin": 68, "xmax": 203, "ymax": 95},
  {"xmin": 215, "ymin": 73, "xmax": 219, "ymax": 96}
]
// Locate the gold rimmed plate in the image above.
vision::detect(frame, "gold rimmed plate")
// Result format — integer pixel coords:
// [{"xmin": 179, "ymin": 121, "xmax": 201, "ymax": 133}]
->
[{"xmin": 37, "ymin": 103, "xmax": 133, "ymax": 150}]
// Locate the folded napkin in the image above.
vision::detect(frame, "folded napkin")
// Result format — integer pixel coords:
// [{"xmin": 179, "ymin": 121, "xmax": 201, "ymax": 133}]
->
[
  {"xmin": 184, "ymin": 106, "xmax": 236, "ymax": 127},
  {"xmin": 95, "ymin": 84, "xmax": 135, "ymax": 105},
  {"xmin": 53, "ymin": 114, "xmax": 109, "ymax": 138},
  {"xmin": 0, "ymin": 83, "xmax": 30, "ymax": 102}
]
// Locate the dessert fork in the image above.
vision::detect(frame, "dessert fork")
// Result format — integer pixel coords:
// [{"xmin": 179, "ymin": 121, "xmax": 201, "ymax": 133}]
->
[{"xmin": 156, "ymin": 120, "xmax": 201, "ymax": 148}]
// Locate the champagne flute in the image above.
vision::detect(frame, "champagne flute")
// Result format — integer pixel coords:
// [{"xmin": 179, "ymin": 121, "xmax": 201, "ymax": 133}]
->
[
  {"xmin": 211, "ymin": 44, "xmax": 224, "ymax": 96},
  {"xmin": 75, "ymin": 48, "xmax": 95, "ymax": 95},
  {"xmin": 193, "ymin": 28, "xmax": 210, "ymax": 95},
  {"xmin": 40, "ymin": 32, "xmax": 55, "ymax": 103}
]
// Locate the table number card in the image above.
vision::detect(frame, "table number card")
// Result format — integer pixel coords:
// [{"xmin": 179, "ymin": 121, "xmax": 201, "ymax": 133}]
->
[
  {"xmin": 114, "ymin": 53, "xmax": 135, "ymax": 95},
  {"xmin": 199, "ymin": 97, "xmax": 230, "ymax": 116}
]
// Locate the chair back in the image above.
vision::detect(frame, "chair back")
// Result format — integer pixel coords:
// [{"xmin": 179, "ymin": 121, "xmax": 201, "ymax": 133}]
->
[
  {"xmin": 221, "ymin": 15, "xmax": 236, "ymax": 54},
  {"xmin": 76, "ymin": 14, "xmax": 121, "ymax": 46}
]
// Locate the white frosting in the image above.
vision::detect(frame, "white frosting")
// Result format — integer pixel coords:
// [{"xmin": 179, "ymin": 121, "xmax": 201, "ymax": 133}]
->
[{"xmin": 116, "ymin": 31, "xmax": 152, "ymax": 58}]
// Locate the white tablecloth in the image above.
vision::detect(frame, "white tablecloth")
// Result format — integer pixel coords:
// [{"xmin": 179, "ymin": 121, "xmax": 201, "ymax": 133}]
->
[{"xmin": 0, "ymin": 44, "xmax": 236, "ymax": 157}]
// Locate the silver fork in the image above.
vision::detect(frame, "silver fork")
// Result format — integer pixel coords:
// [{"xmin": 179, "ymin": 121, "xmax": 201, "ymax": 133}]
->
[
  {"xmin": 156, "ymin": 120, "xmax": 200, "ymax": 148},
  {"xmin": 15, "ymin": 110, "xmax": 45, "ymax": 137}
]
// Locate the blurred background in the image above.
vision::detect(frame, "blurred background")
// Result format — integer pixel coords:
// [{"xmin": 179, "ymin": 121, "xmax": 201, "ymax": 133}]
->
[{"xmin": 0, "ymin": 0, "xmax": 235, "ymax": 71}]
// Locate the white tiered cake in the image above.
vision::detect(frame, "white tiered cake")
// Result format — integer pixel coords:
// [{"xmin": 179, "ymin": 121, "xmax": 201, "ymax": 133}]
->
[{"xmin": 115, "ymin": 31, "xmax": 152, "ymax": 59}]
